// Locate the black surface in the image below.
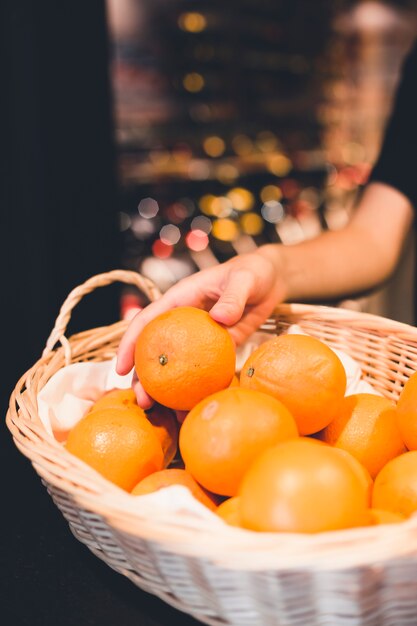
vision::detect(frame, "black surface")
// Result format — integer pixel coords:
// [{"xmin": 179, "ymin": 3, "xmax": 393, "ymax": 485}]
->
[
  {"xmin": 1, "ymin": 415, "xmax": 201, "ymax": 626},
  {"xmin": 1, "ymin": 2, "xmax": 201, "ymax": 624}
]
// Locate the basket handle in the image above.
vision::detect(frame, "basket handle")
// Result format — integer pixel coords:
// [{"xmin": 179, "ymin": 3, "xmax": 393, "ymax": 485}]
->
[{"xmin": 42, "ymin": 269, "xmax": 162, "ymax": 358}]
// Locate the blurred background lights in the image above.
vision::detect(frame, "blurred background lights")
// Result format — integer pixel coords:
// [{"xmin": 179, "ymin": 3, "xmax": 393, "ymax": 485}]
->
[
  {"xmin": 215, "ymin": 163, "xmax": 239, "ymax": 184},
  {"xmin": 152, "ymin": 239, "xmax": 173, "ymax": 259},
  {"xmin": 119, "ymin": 211, "xmax": 131, "ymax": 232},
  {"xmin": 199, "ymin": 194, "xmax": 216, "ymax": 215},
  {"xmin": 226, "ymin": 187, "xmax": 255, "ymax": 211},
  {"xmin": 199, "ymin": 195, "xmax": 233, "ymax": 217},
  {"xmin": 267, "ymin": 154, "xmax": 292, "ymax": 176},
  {"xmin": 160, "ymin": 224, "xmax": 181, "ymax": 245},
  {"xmin": 183, "ymin": 72, "xmax": 205, "ymax": 92},
  {"xmin": 281, "ymin": 178, "xmax": 300, "ymax": 199},
  {"xmin": 166, "ymin": 201, "xmax": 192, "ymax": 223},
  {"xmin": 138, "ymin": 197, "xmax": 159, "ymax": 218},
  {"xmin": 256, "ymin": 130, "xmax": 279, "ymax": 152},
  {"xmin": 299, "ymin": 187, "xmax": 321, "ymax": 210},
  {"xmin": 107, "ymin": 0, "xmax": 417, "ymax": 326},
  {"xmin": 240, "ymin": 212, "xmax": 264, "ymax": 235},
  {"xmin": 203, "ymin": 136, "xmax": 226, "ymax": 157},
  {"xmin": 141, "ymin": 256, "xmax": 194, "ymax": 293},
  {"xmin": 172, "ymin": 142, "xmax": 192, "ymax": 163},
  {"xmin": 211, "ymin": 218, "xmax": 239, "ymax": 241},
  {"xmin": 261, "ymin": 200, "xmax": 285, "ymax": 223},
  {"xmin": 231, "ymin": 134, "xmax": 254, "ymax": 156},
  {"xmin": 131, "ymin": 215, "xmax": 157, "ymax": 239},
  {"xmin": 178, "ymin": 12, "xmax": 207, "ymax": 33},
  {"xmin": 211, "ymin": 196, "xmax": 233, "ymax": 218},
  {"xmin": 191, "ymin": 215, "xmax": 212, "ymax": 234},
  {"xmin": 260, "ymin": 184, "xmax": 282, "ymax": 202},
  {"xmin": 149, "ymin": 149, "xmax": 170, "ymax": 165},
  {"xmin": 188, "ymin": 159, "xmax": 211, "ymax": 180},
  {"xmin": 186, "ymin": 229, "xmax": 209, "ymax": 251}
]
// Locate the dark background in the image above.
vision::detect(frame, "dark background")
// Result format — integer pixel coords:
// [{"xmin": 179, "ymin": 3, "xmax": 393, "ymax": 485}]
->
[{"xmin": 1, "ymin": 1, "xmax": 199, "ymax": 624}]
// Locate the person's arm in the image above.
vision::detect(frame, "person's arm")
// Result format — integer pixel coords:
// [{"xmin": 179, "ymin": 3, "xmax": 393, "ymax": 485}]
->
[
  {"xmin": 116, "ymin": 181, "xmax": 413, "ymax": 406},
  {"xmin": 260, "ymin": 182, "xmax": 413, "ymax": 303}
]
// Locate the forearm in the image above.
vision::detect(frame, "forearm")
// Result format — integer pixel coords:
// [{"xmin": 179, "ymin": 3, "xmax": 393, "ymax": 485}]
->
[
  {"xmin": 258, "ymin": 183, "xmax": 414, "ymax": 303},
  {"xmin": 259, "ymin": 230, "xmax": 391, "ymax": 303}
]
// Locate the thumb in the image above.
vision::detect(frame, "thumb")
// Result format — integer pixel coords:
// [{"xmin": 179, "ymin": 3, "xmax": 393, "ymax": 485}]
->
[{"xmin": 209, "ymin": 269, "xmax": 253, "ymax": 326}]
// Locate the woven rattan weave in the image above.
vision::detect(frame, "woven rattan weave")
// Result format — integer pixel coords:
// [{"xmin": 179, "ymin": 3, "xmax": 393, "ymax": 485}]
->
[{"xmin": 7, "ymin": 270, "xmax": 417, "ymax": 626}]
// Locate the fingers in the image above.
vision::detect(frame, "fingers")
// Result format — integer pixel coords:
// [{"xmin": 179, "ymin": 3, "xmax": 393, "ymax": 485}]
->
[
  {"xmin": 132, "ymin": 373, "xmax": 154, "ymax": 410},
  {"xmin": 209, "ymin": 268, "xmax": 255, "ymax": 326},
  {"xmin": 116, "ymin": 286, "xmax": 187, "ymax": 375},
  {"xmin": 116, "ymin": 269, "xmax": 223, "ymax": 375},
  {"xmin": 116, "ymin": 298, "xmax": 171, "ymax": 375}
]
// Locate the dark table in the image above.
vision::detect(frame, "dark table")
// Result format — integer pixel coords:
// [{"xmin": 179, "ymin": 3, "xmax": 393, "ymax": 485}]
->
[{"xmin": 2, "ymin": 409, "xmax": 201, "ymax": 626}]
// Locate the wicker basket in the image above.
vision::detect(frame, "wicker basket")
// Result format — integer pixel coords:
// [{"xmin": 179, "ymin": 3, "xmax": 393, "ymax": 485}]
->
[{"xmin": 7, "ymin": 269, "xmax": 417, "ymax": 626}]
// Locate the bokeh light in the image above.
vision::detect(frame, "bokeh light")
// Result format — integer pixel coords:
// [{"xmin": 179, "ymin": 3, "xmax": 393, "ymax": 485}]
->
[
  {"xmin": 232, "ymin": 134, "xmax": 254, "ymax": 156},
  {"xmin": 186, "ymin": 229, "xmax": 209, "ymax": 251},
  {"xmin": 160, "ymin": 224, "xmax": 181, "ymax": 245},
  {"xmin": 211, "ymin": 196, "xmax": 233, "ymax": 217},
  {"xmin": 240, "ymin": 212, "xmax": 264, "ymax": 235},
  {"xmin": 215, "ymin": 163, "xmax": 239, "ymax": 184},
  {"xmin": 178, "ymin": 12, "xmax": 207, "ymax": 33},
  {"xmin": 138, "ymin": 197, "xmax": 159, "ymax": 218},
  {"xmin": 191, "ymin": 215, "xmax": 212, "ymax": 234},
  {"xmin": 260, "ymin": 185, "xmax": 282, "ymax": 203},
  {"xmin": 299, "ymin": 187, "xmax": 321, "ymax": 210},
  {"xmin": 256, "ymin": 130, "xmax": 278, "ymax": 152},
  {"xmin": 166, "ymin": 201, "xmax": 192, "ymax": 224},
  {"xmin": 281, "ymin": 179, "xmax": 300, "ymax": 199},
  {"xmin": 261, "ymin": 200, "xmax": 285, "ymax": 223},
  {"xmin": 226, "ymin": 187, "xmax": 255, "ymax": 211},
  {"xmin": 119, "ymin": 212, "xmax": 131, "ymax": 232},
  {"xmin": 199, "ymin": 194, "xmax": 216, "ymax": 215},
  {"xmin": 200, "ymin": 195, "xmax": 233, "ymax": 217},
  {"xmin": 203, "ymin": 136, "xmax": 226, "ymax": 157},
  {"xmin": 211, "ymin": 218, "xmax": 239, "ymax": 241},
  {"xmin": 131, "ymin": 215, "xmax": 157, "ymax": 239},
  {"xmin": 188, "ymin": 159, "xmax": 211, "ymax": 180},
  {"xmin": 152, "ymin": 239, "xmax": 173, "ymax": 259},
  {"xmin": 183, "ymin": 72, "xmax": 205, "ymax": 92},
  {"xmin": 267, "ymin": 154, "xmax": 292, "ymax": 176}
]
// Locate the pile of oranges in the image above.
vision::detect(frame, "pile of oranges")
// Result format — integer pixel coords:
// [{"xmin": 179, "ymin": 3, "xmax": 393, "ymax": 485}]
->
[{"xmin": 65, "ymin": 306, "xmax": 417, "ymax": 534}]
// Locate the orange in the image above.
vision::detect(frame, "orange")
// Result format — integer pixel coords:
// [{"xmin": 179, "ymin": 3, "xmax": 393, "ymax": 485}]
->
[
  {"xmin": 88, "ymin": 388, "xmax": 178, "ymax": 466},
  {"xmin": 238, "ymin": 438, "xmax": 369, "ymax": 533},
  {"xmin": 396, "ymin": 371, "xmax": 417, "ymax": 450},
  {"xmin": 216, "ymin": 497, "xmax": 241, "ymax": 527},
  {"xmin": 321, "ymin": 393, "xmax": 405, "ymax": 478},
  {"xmin": 65, "ymin": 407, "xmax": 164, "ymax": 491},
  {"xmin": 131, "ymin": 468, "xmax": 218, "ymax": 511},
  {"xmin": 134, "ymin": 306, "xmax": 236, "ymax": 411},
  {"xmin": 331, "ymin": 447, "xmax": 373, "ymax": 505},
  {"xmin": 179, "ymin": 387, "xmax": 298, "ymax": 496},
  {"xmin": 229, "ymin": 374, "xmax": 239, "ymax": 387},
  {"xmin": 368, "ymin": 509, "xmax": 405, "ymax": 525},
  {"xmin": 240, "ymin": 334, "xmax": 346, "ymax": 435},
  {"xmin": 372, "ymin": 450, "xmax": 417, "ymax": 518},
  {"xmin": 88, "ymin": 388, "xmax": 137, "ymax": 412}
]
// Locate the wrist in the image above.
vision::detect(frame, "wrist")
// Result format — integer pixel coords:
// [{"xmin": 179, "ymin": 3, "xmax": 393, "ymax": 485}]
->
[{"xmin": 256, "ymin": 244, "xmax": 290, "ymax": 302}]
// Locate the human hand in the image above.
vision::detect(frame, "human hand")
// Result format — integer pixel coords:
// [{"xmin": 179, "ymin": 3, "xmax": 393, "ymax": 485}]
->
[{"xmin": 116, "ymin": 248, "xmax": 285, "ymax": 409}]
